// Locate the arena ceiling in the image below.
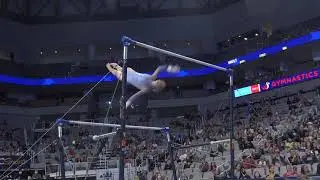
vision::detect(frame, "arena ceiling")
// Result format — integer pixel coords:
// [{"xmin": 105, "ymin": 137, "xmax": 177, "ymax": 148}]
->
[{"xmin": 0, "ymin": 0, "xmax": 240, "ymax": 24}]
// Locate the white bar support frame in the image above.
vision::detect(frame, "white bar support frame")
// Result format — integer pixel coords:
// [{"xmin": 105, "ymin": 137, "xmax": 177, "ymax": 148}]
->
[
  {"xmin": 121, "ymin": 36, "xmax": 228, "ymax": 72},
  {"xmin": 57, "ymin": 119, "xmax": 166, "ymax": 131}
]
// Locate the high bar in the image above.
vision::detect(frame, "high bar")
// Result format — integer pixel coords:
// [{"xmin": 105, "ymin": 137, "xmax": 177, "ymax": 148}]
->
[
  {"xmin": 121, "ymin": 36, "xmax": 228, "ymax": 72},
  {"xmin": 58, "ymin": 119, "xmax": 166, "ymax": 131}
]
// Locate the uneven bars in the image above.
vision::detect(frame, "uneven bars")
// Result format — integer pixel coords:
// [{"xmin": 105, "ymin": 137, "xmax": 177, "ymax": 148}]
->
[
  {"xmin": 174, "ymin": 139, "xmax": 230, "ymax": 150},
  {"xmin": 121, "ymin": 36, "xmax": 228, "ymax": 72},
  {"xmin": 57, "ymin": 119, "xmax": 166, "ymax": 131}
]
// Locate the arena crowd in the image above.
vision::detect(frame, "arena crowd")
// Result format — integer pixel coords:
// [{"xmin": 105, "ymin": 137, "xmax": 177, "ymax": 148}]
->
[{"xmin": 1, "ymin": 83, "xmax": 320, "ymax": 180}]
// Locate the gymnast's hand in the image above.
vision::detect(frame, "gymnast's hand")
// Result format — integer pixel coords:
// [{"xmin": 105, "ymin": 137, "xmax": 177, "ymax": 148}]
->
[
  {"xmin": 166, "ymin": 65, "xmax": 180, "ymax": 73},
  {"xmin": 126, "ymin": 101, "xmax": 134, "ymax": 109}
]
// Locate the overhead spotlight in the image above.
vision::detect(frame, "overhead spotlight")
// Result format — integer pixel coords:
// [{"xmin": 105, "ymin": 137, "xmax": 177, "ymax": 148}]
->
[
  {"xmin": 255, "ymin": 33, "xmax": 259, "ymax": 36},
  {"xmin": 40, "ymin": 51, "xmax": 43, "ymax": 55},
  {"xmin": 77, "ymin": 48, "xmax": 81, "ymax": 52},
  {"xmin": 244, "ymin": 37, "xmax": 248, "ymax": 41},
  {"xmin": 54, "ymin": 50, "xmax": 58, "ymax": 54},
  {"xmin": 109, "ymin": 47, "xmax": 112, "ymax": 50}
]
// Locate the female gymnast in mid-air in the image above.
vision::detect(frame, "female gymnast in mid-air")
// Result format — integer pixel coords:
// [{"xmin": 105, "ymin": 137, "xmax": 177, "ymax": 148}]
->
[{"xmin": 106, "ymin": 63, "xmax": 180, "ymax": 108}]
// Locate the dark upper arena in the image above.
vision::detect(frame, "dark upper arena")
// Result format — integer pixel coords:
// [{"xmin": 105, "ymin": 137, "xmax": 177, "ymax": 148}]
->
[{"xmin": 0, "ymin": 0, "xmax": 320, "ymax": 179}]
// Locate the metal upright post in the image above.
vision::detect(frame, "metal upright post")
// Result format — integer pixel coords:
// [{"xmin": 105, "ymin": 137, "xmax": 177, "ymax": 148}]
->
[
  {"xmin": 228, "ymin": 69, "xmax": 235, "ymax": 179},
  {"xmin": 165, "ymin": 129, "xmax": 177, "ymax": 180},
  {"xmin": 119, "ymin": 44, "xmax": 128, "ymax": 180},
  {"xmin": 58, "ymin": 124, "xmax": 65, "ymax": 180}
]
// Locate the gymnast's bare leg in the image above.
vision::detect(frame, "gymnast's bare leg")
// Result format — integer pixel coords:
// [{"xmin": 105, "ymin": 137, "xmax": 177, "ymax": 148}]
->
[{"xmin": 106, "ymin": 63, "xmax": 180, "ymax": 108}]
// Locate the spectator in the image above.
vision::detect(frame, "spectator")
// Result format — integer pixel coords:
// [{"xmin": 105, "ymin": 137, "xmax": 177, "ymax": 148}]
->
[
  {"xmin": 266, "ymin": 167, "xmax": 279, "ymax": 180},
  {"xmin": 253, "ymin": 171, "xmax": 262, "ymax": 179},
  {"xmin": 283, "ymin": 165, "xmax": 297, "ymax": 177},
  {"xmin": 239, "ymin": 167, "xmax": 251, "ymax": 179},
  {"xmin": 300, "ymin": 165, "xmax": 311, "ymax": 180}
]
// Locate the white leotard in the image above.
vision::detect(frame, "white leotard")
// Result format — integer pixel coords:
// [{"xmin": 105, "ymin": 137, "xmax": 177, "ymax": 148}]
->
[{"xmin": 126, "ymin": 68, "xmax": 153, "ymax": 90}]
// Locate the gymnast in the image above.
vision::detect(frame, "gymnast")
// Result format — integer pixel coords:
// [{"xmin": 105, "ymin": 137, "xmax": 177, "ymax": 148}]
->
[{"xmin": 106, "ymin": 63, "xmax": 180, "ymax": 108}]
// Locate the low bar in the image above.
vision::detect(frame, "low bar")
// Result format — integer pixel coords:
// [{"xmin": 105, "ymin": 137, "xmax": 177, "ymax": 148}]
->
[
  {"xmin": 174, "ymin": 139, "xmax": 230, "ymax": 150},
  {"xmin": 210, "ymin": 139, "xmax": 230, "ymax": 144},
  {"xmin": 60, "ymin": 120, "xmax": 165, "ymax": 131},
  {"xmin": 93, "ymin": 132, "xmax": 117, "ymax": 141},
  {"xmin": 121, "ymin": 36, "xmax": 228, "ymax": 72}
]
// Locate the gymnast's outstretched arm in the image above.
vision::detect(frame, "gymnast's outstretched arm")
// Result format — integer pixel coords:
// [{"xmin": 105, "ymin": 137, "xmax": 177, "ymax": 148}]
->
[
  {"xmin": 126, "ymin": 89, "xmax": 149, "ymax": 109},
  {"xmin": 151, "ymin": 65, "xmax": 168, "ymax": 80},
  {"xmin": 151, "ymin": 65, "xmax": 180, "ymax": 80}
]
